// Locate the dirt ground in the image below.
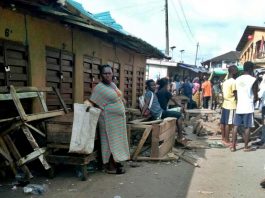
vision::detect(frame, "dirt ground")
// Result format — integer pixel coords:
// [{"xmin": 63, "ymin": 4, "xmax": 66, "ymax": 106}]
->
[{"xmin": 1, "ymin": 130, "xmax": 265, "ymax": 198}]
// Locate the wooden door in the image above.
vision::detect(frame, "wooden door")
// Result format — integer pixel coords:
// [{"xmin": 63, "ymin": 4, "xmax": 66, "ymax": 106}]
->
[
  {"xmin": 0, "ymin": 40, "xmax": 29, "ymax": 119},
  {"xmin": 124, "ymin": 64, "xmax": 133, "ymax": 107},
  {"xmin": 83, "ymin": 56, "xmax": 101, "ymax": 100},
  {"xmin": 46, "ymin": 47, "xmax": 74, "ymax": 110}
]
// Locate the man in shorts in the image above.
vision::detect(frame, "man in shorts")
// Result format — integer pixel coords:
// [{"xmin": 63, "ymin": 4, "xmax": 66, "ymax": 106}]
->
[
  {"xmin": 220, "ymin": 65, "xmax": 238, "ymax": 146},
  {"xmin": 231, "ymin": 61, "xmax": 258, "ymax": 152}
]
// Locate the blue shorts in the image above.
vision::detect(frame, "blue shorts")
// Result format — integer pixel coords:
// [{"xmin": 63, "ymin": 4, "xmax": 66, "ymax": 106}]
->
[
  {"xmin": 233, "ymin": 113, "xmax": 254, "ymax": 128},
  {"xmin": 220, "ymin": 108, "xmax": 235, "ymax": 125}
]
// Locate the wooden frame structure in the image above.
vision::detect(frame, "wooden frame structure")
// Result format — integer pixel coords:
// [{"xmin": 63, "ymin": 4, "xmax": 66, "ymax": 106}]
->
[{"xmin": 0, "ymin": 85, "xmax": 68, "ymax": 178}]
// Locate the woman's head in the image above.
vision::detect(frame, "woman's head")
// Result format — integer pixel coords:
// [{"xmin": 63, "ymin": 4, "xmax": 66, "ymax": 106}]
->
[
  {"xmin": 100, "ymin": 64, "xmax": 113, "ymax": 84},
  {"xmin": 146, "ymin": 79, "xmax": 156, "ymax": 92},
  {"xmin": 192, "ymin": 77, "xmax": 199, "ymax": 83}
]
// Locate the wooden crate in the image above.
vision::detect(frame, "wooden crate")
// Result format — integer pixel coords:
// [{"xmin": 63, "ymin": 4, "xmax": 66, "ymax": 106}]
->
[
  {"xmin": 129, "ymin": 117, "xmax": 176, "ymax": 160},
  {"xmin": 151, "ymin": 118, "xmax": 176, "ymax": 158},
  {"xmin": 46, "ymin": 113, "xmax": 73, "ymax": 145}
]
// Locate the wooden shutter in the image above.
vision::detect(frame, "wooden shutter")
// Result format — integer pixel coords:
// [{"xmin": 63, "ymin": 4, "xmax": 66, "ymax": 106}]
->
[
  {"xmin": 83, "ymin": 56, "xmax": 101, "ymax": 100},
  {"xmin": 0, "ymin": 40, "xmax": 28, "ymax": 86},
  {"xmin": 0, "ymin": 40, "xmax": 29, "ymax": 119},
  {"xmin": 136, "ymin": 67, "xmax": 145, "ymax": 108},
  {"xmin": 108, "ymin": 61, "xmax": 120, "ymax": 88},
  {"xmin": 124, "ymin": 64, "xmax": 133, "ymax": 107},
  {"xmin": 46, "ymin": 47, "xmax": 74, "ymax": 110}
]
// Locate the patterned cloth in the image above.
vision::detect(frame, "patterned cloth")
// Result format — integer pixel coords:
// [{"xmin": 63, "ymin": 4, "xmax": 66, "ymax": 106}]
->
[{"xmin": 90, "ymin": 82, "xmax": 130, "ymax": 164}]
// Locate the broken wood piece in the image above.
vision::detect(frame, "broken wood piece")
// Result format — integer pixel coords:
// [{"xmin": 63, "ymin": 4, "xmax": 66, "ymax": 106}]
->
[
  {"xmin": 3, "ymin": 135, "xmax": 33, "ymax": 178},
  {"xmin": 17, "ymin": 147, "xmax": 46, "ymax": 166},
  {"xmin": 135, "ymin": 155, "xmax": 178, "ymax": 161},
  {"xmin": 24, "ymin": 123, "xmax": 46, "ymax": 137},
  {"xmin": 172, "ymin": 148, "xmax": 199, "ymax": 167}
]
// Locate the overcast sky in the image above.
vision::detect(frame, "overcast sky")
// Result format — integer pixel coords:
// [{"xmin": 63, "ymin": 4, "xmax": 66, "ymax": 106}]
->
[{"xmin": 75, "ymin": 0, "xmax": 265, "ymax": 65}]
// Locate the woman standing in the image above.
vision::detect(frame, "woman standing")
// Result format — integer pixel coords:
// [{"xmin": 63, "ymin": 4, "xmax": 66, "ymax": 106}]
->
[
  {"xmin": 192, "ymin": 77, "xmax": 201, "ymax": 108},
  {"xmin": 90, "ymin": 64, "xmax": 129, "ymax": 174}
]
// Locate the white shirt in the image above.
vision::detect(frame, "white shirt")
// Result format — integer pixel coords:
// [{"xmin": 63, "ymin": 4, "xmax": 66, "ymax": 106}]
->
[
  {"xmin": 258, "ymin": 80, "xmax": 265, "ymax": 107},
  {"xmin": 235, "ymin": 74, "xmax": 256, "ymax": 114}
]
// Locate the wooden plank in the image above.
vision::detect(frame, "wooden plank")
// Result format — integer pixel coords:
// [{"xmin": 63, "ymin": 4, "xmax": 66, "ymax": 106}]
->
[
  {"xmin": 132, "ymin": 125, "xmax": 152, "ymax": 160},
  {"xmin": 135, "ymin": 156, "xmax": 178, "ymax": 161},
  {"xmin": 26, "ymin": 110, "xmax": 66, "ymax": 122},
  {"xmin": 9, "ymin": 73, "xmax": 27, "ymax": 81},
  {"xmin": 158, "ymin": 118, "xmax": 176, "ymax": 135},
  {"xmin": 47, "ymin": 132, "xmax": 72, "ymax": 144},
  {"xmin": 47, "ymin": 143, "xmax": 69, "ymax": 149},
  {"xmin": 46, "ymin": 123, "xmax": 72, "ymax": 133},
  {"xmin": 150, "ymin": 124, "xmax": 159, "ymax": 158},
  {"xmin": 6, "ymin": 50, "xmax": 24, "ymax": 59},
  {"xmin": 17, "ymin": 148, "xmax": 46, "ymax": 166},
  {"xmin": 47, "ymin": 63, "xmax": 60, "ymax": 71},
  {"xmin": 0, "ymin": 137, "xmax": 17, "ymax": 175},
  {"xmin": 21, "ymin": 125, "xmax": 51, "ymax": 170},
  {"xmin": 46, "ymin": 48, "xmax": 60, "ymax": 58},
  {"xmin": 0, "ymin": 92, "xmax": 38, "ymax": 101},
  {"xmin": 7, "ymin": 59, "xmax": 27, "ymax": 67},
  {"xmin": 46, "ymin": 152, "xmax": 96, "ymax": 165},
  {"xmin": 10, "ymin": 85, "xmax": 27, "ymax": 121},
  {"xmin": 37, "ymin": 91, "xmax": 49, "ymax": 112},
  {"xmin": 14, "ymin": 86, "xmax": 53, "ymax": 93},
  {"xmin": 158, "ymin": 135, "xmax": 175, "ymax": 158},
  {"xmin": 45, "ymin": 112, "xmax": 73, "ymax": 122},
  {"xmin": 61, "ymin": 53, "xmax": 73, "ymax": 61},
  {"xmin": 5, "ymin": 42, "xmax": 26, "ymax": 51},
  {"xmin": 3, "ymin": 135, "xmax": 33, "ymax": 178},
  {"xmin": 24, "ymin": 123, "xmax": 46, "ymax": 137},
  {"xmin": 53, "ymin": 87, "xmax": 69, "ymax": 113},
  {"xmin": 158, "ymin": 126, "xmax": 176, "ymax": 141}
]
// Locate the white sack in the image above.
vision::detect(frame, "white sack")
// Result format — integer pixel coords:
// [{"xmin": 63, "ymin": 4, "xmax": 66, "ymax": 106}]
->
[{"xmin": 69, "ymin": 103, "xmax": 101, "ymax": 154}]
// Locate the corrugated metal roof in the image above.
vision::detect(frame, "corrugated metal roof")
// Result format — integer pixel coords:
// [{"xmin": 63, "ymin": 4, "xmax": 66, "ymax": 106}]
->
[
  {"xmin": 66, "ymin": 0, "xmax": 167, "ymax": 58},
  {"xmin": 202, "ymin": 51, "xmax": 240, "ymax": 63},
  {"xmin": 178, "ymin": 63, "xmax": 208, "ymax": 73},
  {"xmin": 65, "ymin": 0, "xmax": 165, "ymax": 58},
  {"xmin": 93, "ymin": 11, "xmax": 127, "ymax": 34}
]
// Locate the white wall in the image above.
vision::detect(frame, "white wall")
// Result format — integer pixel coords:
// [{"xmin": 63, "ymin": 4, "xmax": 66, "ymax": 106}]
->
[{"xmin": 147, "ymin": 65, "xmax": 168, "ymax": 81}]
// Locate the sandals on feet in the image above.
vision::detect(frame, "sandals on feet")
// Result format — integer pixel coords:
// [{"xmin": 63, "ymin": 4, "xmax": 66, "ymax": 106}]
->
[
  {"xmin": 105, "ymin": 167, "xmax": 125, "ymax": 174},
  {"xmin": 230, "ymin": 147, "xmax": 236, "ymax": 152},
  {"xmin": 243, "ymin": 147, "xmax": 256, "ymax": 152}
]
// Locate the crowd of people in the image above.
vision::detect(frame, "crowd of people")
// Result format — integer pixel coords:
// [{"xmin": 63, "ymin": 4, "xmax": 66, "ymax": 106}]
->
[{"xmin": 87, "ymin": 61, "xmax": 265, "ymax": 175}]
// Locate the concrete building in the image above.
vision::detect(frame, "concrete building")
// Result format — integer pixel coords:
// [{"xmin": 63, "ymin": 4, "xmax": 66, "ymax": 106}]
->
[{"xmin": 236, "ymin": 25, "xmax": 265, "ymax": 67}]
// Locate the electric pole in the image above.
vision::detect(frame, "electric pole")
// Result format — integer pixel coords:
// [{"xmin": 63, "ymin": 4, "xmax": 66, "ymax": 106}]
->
[
  {"xmin": 194, "ymin": 42, "xmax": 199, "ymax": 66},
  {"xmin": 165, "ymin": 0, "xmax": 169, "ymax": 56}
]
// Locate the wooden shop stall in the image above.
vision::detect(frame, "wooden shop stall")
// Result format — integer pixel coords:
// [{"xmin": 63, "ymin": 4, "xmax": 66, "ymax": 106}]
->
[{"xmin": 0, "ymin": 0, "xmax": 166, "ymax": 178}]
